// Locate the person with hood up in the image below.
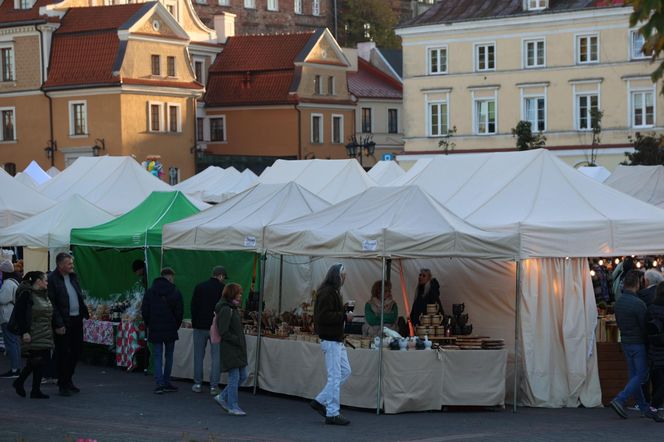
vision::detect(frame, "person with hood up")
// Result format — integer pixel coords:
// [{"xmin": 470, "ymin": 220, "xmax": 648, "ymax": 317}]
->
[
  {"xmin": 410, "ymin": 268, "xmax": 443, "ymax": 327},
  {"xmin": 0, "ymin": 259, "xmax": 21, "ymax": 378},
  {"xmin": 141, "ymin": 267, "xmax": 183, "ymax": 395}
]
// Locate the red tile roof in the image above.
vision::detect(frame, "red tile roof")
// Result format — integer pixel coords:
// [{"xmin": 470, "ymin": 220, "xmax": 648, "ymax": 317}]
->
[
  {"xmin": 205, "ymin": 70, "xmax": 297, "ymax": 106},
  {"xmin": 347, "ymin": 58, "xmax": 402, "ymax": 100},
  {"xmin": 0, "ymin": 0, "xmax": 58, "ymax": 25},
  {"xmin": 56, "ymin": 4, "xmax": 145, "ymax": 34},
  {"xmin": 209, "ymin": 32, "xmax": 315, "ymax": 73}
]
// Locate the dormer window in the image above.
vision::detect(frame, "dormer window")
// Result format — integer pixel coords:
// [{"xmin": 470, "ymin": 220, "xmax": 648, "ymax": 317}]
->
[
  {"xmin": 525, "ymin": 0, "xmax": 547, "ymax": 11},
  {"xmin": 14, "ymin": 0, "xmax": 34, "ymax": 9}
]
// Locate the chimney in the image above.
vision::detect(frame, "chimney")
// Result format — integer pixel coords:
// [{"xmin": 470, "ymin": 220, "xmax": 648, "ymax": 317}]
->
[
  {"xmin": 356, "ymin": 42, "xmax": 376, "ymax": 62},
  {"xmin": 214, "ymin": 12, "xmax": 236, "ymax": 44}
]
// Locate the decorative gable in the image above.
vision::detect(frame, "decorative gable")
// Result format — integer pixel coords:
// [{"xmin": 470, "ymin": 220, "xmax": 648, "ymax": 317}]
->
[
  {"xmin": 304, "ymin": 29, "xmax": 349, "ymax": 68},
  {"xmin": 135, "ymin": 12, "xmax": 180, "ymax": 39}
]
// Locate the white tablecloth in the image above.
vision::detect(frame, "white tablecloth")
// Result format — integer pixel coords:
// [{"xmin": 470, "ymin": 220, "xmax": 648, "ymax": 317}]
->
[{"xmin": 171, "ymin": 331, "xmax": 507, "ymax": 414}]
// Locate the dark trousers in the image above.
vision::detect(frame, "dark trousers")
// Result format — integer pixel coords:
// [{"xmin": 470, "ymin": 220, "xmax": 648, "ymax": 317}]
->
[
  {"xmin": 17, "ymin": 349, "xmax": 50, "ymax": 393},
  {"xmin": 54, "ymin": 315, "xmax": 83, "ymax": 388},
  {"xmin": 652, "ymin": 366, "xmax": 664, "ymax": 409}
]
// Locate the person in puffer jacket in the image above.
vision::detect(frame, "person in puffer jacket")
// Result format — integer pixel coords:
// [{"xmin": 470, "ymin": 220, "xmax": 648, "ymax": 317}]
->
[{"xmin": 647, "ymin": 282, "xmax": 664, "ymax": 413}]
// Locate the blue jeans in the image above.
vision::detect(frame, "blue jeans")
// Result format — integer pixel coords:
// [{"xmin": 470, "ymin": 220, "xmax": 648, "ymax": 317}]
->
[
  {"xmin": 1, "ymin": 322, "xmax": 21, "ymax": 370},
  {"xmin": 221, "ymin": 366, "xmax": 247, "ymax": 411},
  {"xmin": 193, "ymin": 329, "xmax": 220, "ymax": 386},
  {"xmin": 616, "ymin": 343, "xmax": 650, "ymax": 410},
  {"xmin": 315, "ymin": 340, "xmax": 351, "ymax": 417},
  {"xmin": 152, "ymin": 341, "xmax": 175, "ymax": 387}
]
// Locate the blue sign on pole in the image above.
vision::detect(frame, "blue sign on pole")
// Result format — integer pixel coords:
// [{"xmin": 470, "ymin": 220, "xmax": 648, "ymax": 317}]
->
[{"xmin": 382, "ymin": 153, "xmax": 394, "ymax": 161}]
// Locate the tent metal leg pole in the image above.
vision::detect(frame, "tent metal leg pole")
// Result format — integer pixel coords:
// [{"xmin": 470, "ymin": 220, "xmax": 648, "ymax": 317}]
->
[
  {"xmin": 253, "ymin": 252, "xmax": 267, "ymax": 395},
  {"xmin": 377, "ymin": 256, "xmax": 386, "ymax": 415},
  {"xmin": 278, "ymin": 255, "xmax": 284, "ymax": 313},
  {"xmin": 513, "ymin": 260, "xmax": 521, "ymax": 413}
]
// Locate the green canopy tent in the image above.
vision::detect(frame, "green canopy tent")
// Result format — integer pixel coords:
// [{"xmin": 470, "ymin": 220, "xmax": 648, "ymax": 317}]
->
[{"xmin": 70, "ymin": 191, "xmax": 203, "ymax": 303}]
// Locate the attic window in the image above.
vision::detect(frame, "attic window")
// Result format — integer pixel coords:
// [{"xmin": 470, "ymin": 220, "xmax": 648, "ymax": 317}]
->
[
  {"xmin": 14, "ymin": 0, "xmax": 33, "ymax": 9},
  {"xmin": 525, "ymin": 0, "xmax": 547, "ymax": 10},
  {"xmin": 242, "ymin": 72, "xmax": 252, "ymax": 88}
]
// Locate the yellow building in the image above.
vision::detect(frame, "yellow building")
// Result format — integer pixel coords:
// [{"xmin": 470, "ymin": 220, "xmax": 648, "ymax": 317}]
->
[
  {"xmin": 395, "ymin": 0, "xmax": 661, "ymax": 170},
  {"xmin": 0, "ymin": 0, "xmax": 220, "ymax": 180}
]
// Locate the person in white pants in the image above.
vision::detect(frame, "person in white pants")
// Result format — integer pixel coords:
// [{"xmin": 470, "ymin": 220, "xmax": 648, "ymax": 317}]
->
[{"xmin": 310, "ymin": 263, "xmax": 352, "ymax": 426}]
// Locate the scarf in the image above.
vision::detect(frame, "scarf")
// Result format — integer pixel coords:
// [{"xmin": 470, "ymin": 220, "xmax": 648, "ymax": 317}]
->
[{"xmin": 369, "ymin": 295, "xmax": 395, "ymax": 316}]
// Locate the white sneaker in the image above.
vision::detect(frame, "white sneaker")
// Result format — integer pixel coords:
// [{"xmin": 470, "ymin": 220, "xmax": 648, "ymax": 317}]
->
[
  {"xmin": 627, "ymin": 404, "xmax": 640, "ymax": 411},
  {"xmin": 214, "ymin": 394, "xmax": 230, "ymax": 412},
  {"xmin": 191, "ymin": 384, "xmax": 202, "ymax": 393},
  {"xmin": 228, "ymin": 408, "xmax": 246, "ymax": 416},
  {"xmin": 210, "ymin": 386, "xmax": 220, "ymax": 395}
]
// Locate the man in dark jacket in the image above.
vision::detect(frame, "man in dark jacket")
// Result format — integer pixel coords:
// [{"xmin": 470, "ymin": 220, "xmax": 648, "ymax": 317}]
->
[
  {"xmin": 639, "ymin": 269, "xmax": 663, "ymax": 306},
  {"xmin": 410, "ymin": 268, "xmax": 443, "ymax": 326},
  {"xmin": 48, "ymin": 252, "xmax": 89, "ymax": 397},
  {"xmin": 190, "ymin": 265, "xmax": 225, "ymax": 395},
  {"xmin": 310, "ymin": 263, "xmax": 352, "ymax": 426},
  {"xmin": 610, "ymin": 270, "xmax": 663, "ymax": 422},
  {"xmin": 141, "ymin": 267, "xmax": 183, "ymax": 394}
]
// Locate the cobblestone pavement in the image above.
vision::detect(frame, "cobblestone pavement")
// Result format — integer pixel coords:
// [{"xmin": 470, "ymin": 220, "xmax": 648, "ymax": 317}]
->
[{"xmin": 0, "ymin": 358, "xmax": 662, "ymax": 442}]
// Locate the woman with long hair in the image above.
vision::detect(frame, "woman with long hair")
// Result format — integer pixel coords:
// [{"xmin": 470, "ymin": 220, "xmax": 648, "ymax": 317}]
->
[
  {"xmin": 12, "ymin": 271, "xmax": 53, "ymax": 399},
  {"xmin": 362, "ymin": 280, "xmax": 398, "ymax": 337},
  {"xmin": 213, "ymin": 283, "xmax": 248, "ymax": 416}
]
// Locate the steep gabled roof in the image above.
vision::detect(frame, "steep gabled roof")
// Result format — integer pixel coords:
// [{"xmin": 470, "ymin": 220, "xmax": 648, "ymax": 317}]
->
[
  {"xmin": 0, "ymin": 0, "xmax": 58, "ymax": 26},
  {"xmin": 348, "ymin": 58, "xmax": 402, "ymax": 100},
  {"xmin": 400, "ymin": 0, "xmax": 626, "ymax": 28}
]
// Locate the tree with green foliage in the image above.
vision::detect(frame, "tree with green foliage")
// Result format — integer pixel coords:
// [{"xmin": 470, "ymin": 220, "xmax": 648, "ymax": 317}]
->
[
  {"xmin": 629, "ymin": 0, "xmax": 664, "ymax": 94},
  {"xmin": 511, "ymin": 121, "xmax": 546, "ymax": 151},
  {"xmin": 340, "ymin": 0, "xmax": 400, "ymax": 49},
  {"xmin": 622, "ymin": 132, "xmax": 664, "ymax": 165}
]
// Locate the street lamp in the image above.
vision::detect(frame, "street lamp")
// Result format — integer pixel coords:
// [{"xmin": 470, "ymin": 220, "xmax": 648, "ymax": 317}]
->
[
  {"xmin": 345, "ymin": 134, "xmax": 376, "ymax": 168},
  {"xmin": 92, "ymin": 138, "xmax": 106, "ymax": 156},
  {"xmin": 44, "ymin": 140, "xmax": 57, "ymax": 166}
]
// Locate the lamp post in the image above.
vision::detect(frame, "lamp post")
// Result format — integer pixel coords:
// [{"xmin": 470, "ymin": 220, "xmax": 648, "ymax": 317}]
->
[
  {"xmin": 92, "ymin": 138, "xmax": 106, "ymax": 156},
  {"xmin": 44, "ymin": 139, "xmax": 57, "ymax": 167},
  {"xmin": 345, "ymin": 134, "xmax": 376, "ymax": 168}
]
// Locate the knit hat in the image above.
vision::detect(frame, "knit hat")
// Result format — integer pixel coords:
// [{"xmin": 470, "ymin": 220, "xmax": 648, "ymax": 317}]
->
[{"xmin": 0, "ymin": 259, "xmax": 14, "ymax": 273}]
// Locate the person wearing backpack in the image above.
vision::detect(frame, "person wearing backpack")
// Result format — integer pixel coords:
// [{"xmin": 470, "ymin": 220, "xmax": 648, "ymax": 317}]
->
[
  {"xmin": 0, "ymin": 261, "xmax": 21, "ymax": 378},
  {"xmin": 647, "ymin": 282, "xmax": 664, "ymax": 414}
]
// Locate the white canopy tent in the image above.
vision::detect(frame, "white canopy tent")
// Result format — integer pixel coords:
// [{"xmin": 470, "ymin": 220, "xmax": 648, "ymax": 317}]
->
[
  {"xmin": 258, "ymin": 159, "xmax": 376, "ymax": 204},
  {"xmin": 38, "ymin": 156, "xmax": 208, "ymax": 215},
  {"xmin": 0, "ymin": 194, "xmax": 115, "ymax": 269},
  {"xmin": 577, "ymin": 165, "xmax": 611, "ymax": 183},
  {"xmin": 22, "ymin": 160, "xmax": 52, "ymax": 186},
  {"xmin": 162, "ymin": 182, "xmax": 330, "ymax": 252},
  {"xmin": 367, "ymin": 161, "xmax": 405, "ymax": 185},
  {"xmin": 173, "ymin": 166, "xmax": 226, "ymax": 200},
  {"xmin": 14, "ymin": 172, "xmax": 39, "ymax": 189},
  {"xmin": 0, "ymin": 168, "xmax": 55, "ymax": 228},
  {"xmin": 46, "ymin": 166, "xmax": 60, "ymax": 177},
  {"xmin": 605, "ymin": 164, "xmax": 664, "ymax": 208},
  {"xmin": 201, "ymin": 168, "xmax": 258, "ymax": 204}
]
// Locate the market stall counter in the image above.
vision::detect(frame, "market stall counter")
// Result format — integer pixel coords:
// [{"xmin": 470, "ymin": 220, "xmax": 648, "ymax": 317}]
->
[{"xmin": 171, "ymin": 332, "xmax": 507, "ymax": 414}]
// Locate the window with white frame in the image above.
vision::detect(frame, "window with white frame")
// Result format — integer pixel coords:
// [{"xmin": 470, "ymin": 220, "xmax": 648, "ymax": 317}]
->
[
  {"xmin": 312, "ymin": 0, "xmax": 320, "ymax": 16},
  {"xmin": 524, "ymin": 39, "xmax": 545, "ymax": 68},
  {"xmin": 0, "ymin": 46, "xmax": 14, "ymax": 82},
  {"xmin": 244, "ymin": 0, "xmax": 255, "ymax": 8},
  {"xmin": 523, "ymin": 96, "xmax": 546, "ymax": 132},
  {"xmin": 475, "ymin": 43, "xmax": 495, "ymax": 71},
  {"xmin": 294, "ymin": 0, "xmax": 302, "ymax": 14},
  {"xmin": 311, "ymin": 114, "xmax": 323, "ymax": 143},
  {"xmin": 148, "ymin": 102, "xmax": 164, "ymax": 132},
  {"xmin": 631, "ymin": 31, "xmax": 648, "ymax": 60},
  {"xmin": 218, "ymin": 0, "xmax": 230, "ymax": 4},
  {"xmin": 314, "ymin": 75, "xmax": 322, "ymax": 95},
  {"xmin": 15, "ymin": 0, "xmax": 34, "ymax": 9},
  {"xmin": 327, "ymin": 76, "xmax": 335, "ymax": 95},
  {"xmin": 361, "ymin": 108, "xmax": 372, "ymax": 133},
  {"xmin": 526, "ymin": 0, "xmax": 547, "ymax": 10},
  {"xmin": 210, "ymin": 117, "xmax": 226, "ymax": 141},
  {"xmin": 195, "ymin": 0, "xmax": 206, "ymax": 4},
  {"xmin": 428, "ymin": 47, "xmax": 447, "ymax": 74},
  {"xmin": 474, "ymin": 99, "xmax": 496, "ymax": 134},
  {"xmin": 167, "ymin": 104, "xmax": 181, "ymax": 133},
  {"xmin": 428, "ymin": 101, "xmax": 448, "ymax": 137},
  {"xmin": 267, "ymin": 0, "xmax": 278, "ymax": 11},
  {"xmin": 577, "ymin": 34, "xmax": 598, "ymax": 64},
  {"xmin": 388, "ymin": 108, "xmax": 398, "ymax": 134},
  {"xmin": 69, "ymin": 101, "xmax": 88, "ymax": 136},
  {"xmin": 631, "ymin": 90, "xmax": 654, "ymax": 128},
  {"xmin": 0, "ymin": 107, "xmax": 15, "ymax": 141},
  {"xmin": 332, "ymin": 115, "xmax": 343, "ymax": 144},
  {"xmin": 576, "ymin": 93, "xmax": 599, "ymax": 130}
]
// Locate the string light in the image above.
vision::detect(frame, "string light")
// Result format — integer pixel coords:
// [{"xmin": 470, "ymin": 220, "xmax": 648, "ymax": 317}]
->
[
  {"xmin": 615, "ymin": 258, "xmax": 620, "ymax": 265},
  {"xmin": 653, "ymin": 260, "xmax": 658, "ymax": 267},
  {"xmin": 598, "ymin": 259, "xmax": 604, "ymax": 266},
  {"xmin": 636, "ymin": 261, "xmax": 642, "ymax": 269},
  {"xmin": 590, "ymin": 269, "xmax": 596, "ymax": 277}
]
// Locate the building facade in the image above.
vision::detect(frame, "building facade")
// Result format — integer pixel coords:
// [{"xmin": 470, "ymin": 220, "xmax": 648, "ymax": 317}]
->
[
  {"xmin": 395, "ymin": 0, "xmax": 659, "ymax": 169},
  {"xmin": 202, "ymin": 28, "xmax": 355, "ymax": 172}
]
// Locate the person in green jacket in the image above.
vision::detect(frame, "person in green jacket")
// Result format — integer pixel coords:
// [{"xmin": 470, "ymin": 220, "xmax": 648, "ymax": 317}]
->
[
  {"xmin": 213, "ymin": 283, "xmax": 248, "ymax": 416},
  {"xmin": 362, "ymin": 280, "xmax": 398, "ymax": 338},
  {"xmin": 12, "ymin": 271, "xmax": 54, "ymax": 399}
]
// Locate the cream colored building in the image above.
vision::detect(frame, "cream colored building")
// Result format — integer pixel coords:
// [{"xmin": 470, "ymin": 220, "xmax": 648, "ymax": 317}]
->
[{"xmin": 395, "ymin": 0, "xmax": 661, "ymax": 170}]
